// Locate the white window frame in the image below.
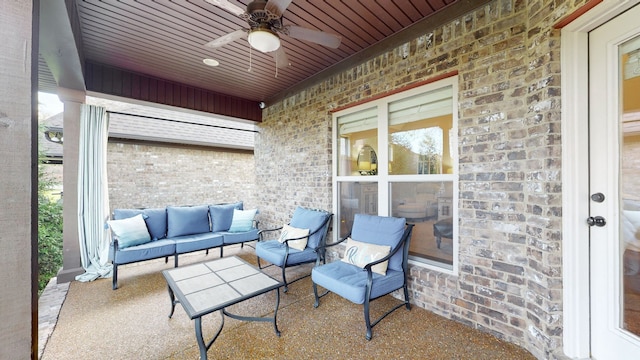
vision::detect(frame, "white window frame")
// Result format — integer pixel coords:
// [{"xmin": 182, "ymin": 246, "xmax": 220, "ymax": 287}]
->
[{"xmin": 332, "ymin": 76, "xmax": 459, "ymax": 275}]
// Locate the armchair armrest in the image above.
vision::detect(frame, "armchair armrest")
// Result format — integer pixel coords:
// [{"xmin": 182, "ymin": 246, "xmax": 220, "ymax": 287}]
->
[
  {"xmin": 259, "ymin": 219, "xmax": 330, "ymax": 246},
  {"xmin": 313, "ymin": 234, "xmax": 351, "ymax": 265},
  {"xmin": 257, "ymin": 226, "xmax": 284, "ymax": 240},
  {"xmin": 280, "ymin": 222, "xmax": 330, "ymax": 249},
  {"xmin": 317, "ymin": 234, "xmax": 350, "ymax": 251},
  {"xmin": 362, "ymin": 238, "xmax": 404, "ymax": 271},
  {"xmin": 112, "ymin": 238, "xmax": 120, "ymax": 252}
]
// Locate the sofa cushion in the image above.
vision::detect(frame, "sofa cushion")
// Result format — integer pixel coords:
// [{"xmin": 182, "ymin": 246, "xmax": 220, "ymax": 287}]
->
[
  {"xmin": 173, "ymin": 232, "xmax": 224, "ymax": 254},
  {"xmin": 107, "ymin": 214, "xmax": 152, "ymax": 249},
  {"xmin": 209, "ymin": 202, "xmax": 243, "ymax": 232},
  {"xmin": 228, "ymin": 209, "xmax": 257, "ymax": 232},
  {"xmin": 167, "ymin": 205, "xmax": 210, "ymax": 238},
  {"xmin": 289, "ymin": 207, "xmax": 330, "ymax": 249},
  {"xmin": 278, "ymin": 224, "xmax": 309, "ymax": 251},
  {"xmin": 341, "ymin": 237, "xmax": 391, "ymax": 275},
  {"xmin": 114, "ymin": 208, "xmax": 167, "ymax": 240},
  {"xmin": 109, "ymin": 239, "xmax": 175, "ymax": 264}
]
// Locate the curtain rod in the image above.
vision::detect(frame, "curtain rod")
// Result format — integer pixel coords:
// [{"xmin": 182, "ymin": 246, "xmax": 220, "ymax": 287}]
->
[{"xmin": 106, "ymin": 110, "xmax": 259, "ymax": 133}]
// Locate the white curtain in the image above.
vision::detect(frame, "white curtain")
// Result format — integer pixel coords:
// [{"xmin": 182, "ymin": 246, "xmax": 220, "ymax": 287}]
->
[{"xmin": 75, "ymin": 104, "xmax": 113, "ymax": 282}]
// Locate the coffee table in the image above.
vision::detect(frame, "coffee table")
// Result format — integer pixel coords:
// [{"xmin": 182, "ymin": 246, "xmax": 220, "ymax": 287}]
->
[{"xmin": 162, "ymin": 256, "xmax": 283, "ymax": 360}]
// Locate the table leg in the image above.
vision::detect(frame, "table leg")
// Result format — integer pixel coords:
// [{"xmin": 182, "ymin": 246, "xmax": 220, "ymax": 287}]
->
[
  {"xmin": 194, "ymin": 317, "xmax": 206, "ymax": 360},
  {"xmin": 221, "ymin": 287, "xmax": 282, "ymax": 337},
  {"xmin": 194, "ymin": 310, "xmax": 225, "ymax": 360},
  {"xmin": 273, "ymin": 287, "xmax": 281, "ymax": 336},
  {"xmin": 167, "ymin": 285, "xmax": 176, "ymax": 318}
]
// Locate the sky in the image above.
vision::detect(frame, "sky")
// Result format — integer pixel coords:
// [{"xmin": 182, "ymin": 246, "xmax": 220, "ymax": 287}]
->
[{"xmin": 38, "ymin": 92, "xmax": 64, "ymax": 120}]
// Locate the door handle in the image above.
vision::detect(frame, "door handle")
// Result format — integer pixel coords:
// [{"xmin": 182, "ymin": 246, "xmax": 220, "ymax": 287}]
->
[{"xmin": 587, "ymin": 216, "xmax": 606, "ymax": 227}]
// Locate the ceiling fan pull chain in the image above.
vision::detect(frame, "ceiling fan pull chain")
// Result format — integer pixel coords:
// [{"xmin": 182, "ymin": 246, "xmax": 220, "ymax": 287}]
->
[
  {"xmin": 275, "ymin": 58, "xmax": 278, "ymax": 78},
  {"xmin": 248, "ymin": 45, "xmax": 253, "ymax": 72}
]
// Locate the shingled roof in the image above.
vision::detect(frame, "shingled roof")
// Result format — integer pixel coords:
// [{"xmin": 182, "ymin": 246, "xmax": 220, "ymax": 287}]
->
[{"xmin": 41, "ymin": 97, "xmax": 256, "ymax": 156}]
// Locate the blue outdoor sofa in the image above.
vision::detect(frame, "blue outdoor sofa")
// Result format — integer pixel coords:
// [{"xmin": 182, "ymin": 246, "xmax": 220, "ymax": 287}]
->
[{"xmin": 108, "ymin": 202, "xmax": 258, "ymax": 289}]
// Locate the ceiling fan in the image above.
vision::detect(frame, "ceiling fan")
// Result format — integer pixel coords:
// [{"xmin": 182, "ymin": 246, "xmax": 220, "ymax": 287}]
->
[{"xmin": 204, "ymin": 0, "xmax": 342, "ymax": 68}]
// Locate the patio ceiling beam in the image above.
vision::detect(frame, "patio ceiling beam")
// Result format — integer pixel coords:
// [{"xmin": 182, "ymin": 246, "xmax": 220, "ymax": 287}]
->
[{"xmin": 40, "ymin": 0, "xmax": 86, "ymax": 91}]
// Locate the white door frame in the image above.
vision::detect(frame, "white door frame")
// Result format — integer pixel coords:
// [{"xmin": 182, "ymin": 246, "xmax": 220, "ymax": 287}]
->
[{"xmin": 561, "ymin": 0, "xmax": 639, "ymax": 358}]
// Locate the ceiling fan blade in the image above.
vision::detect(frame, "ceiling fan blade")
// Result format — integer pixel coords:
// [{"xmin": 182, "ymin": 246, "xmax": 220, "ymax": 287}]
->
[
  {"xmin": 203, "ymin": 0, "xmax": 245, "ymax": 16},
  {"xmin": 265, "ymin": 0, "xmax": 293, "ymax": 17},
  {"xmin": 204, "ymin": 29, "xmax": 247, "ymax": 49},
  {"xmin": 286, "ymin": 25, "xmax": 341, "ymax": 49},
  {"xmin": 272, "ymin": 46, "xmax": 290, "ymax": 69}
]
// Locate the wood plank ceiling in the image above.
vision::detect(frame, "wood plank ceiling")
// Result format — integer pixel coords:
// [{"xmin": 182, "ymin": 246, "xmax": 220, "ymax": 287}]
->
[{"xmin": 39, "ymin": 0, "xmax": 473, "ymax": 106}]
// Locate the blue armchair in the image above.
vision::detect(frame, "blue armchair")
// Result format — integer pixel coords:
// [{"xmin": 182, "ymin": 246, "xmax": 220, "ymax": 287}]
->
[
  {"xmin": 311, "ymin": 214, "xmax": 414, "ymax": 340},
  {"xmin": 256, "ymin": 207, "xmax": 333, "ymax": 292}
]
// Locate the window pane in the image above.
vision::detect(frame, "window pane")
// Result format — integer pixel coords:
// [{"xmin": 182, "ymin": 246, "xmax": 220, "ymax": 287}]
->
[
  {"xmin": 390, "ymin": 181, "xmax": 454, "ymax": 266},
  {"xmin": 388, "ymin": 86, "xmax": 453, "ymax": 175},
  {"xmin": 337, "ymin": 107, "xmax": 378, "ymax": 176},
  {"xmin": 338, "ymin": 182, "xmax": 378, "ymax": 237}
]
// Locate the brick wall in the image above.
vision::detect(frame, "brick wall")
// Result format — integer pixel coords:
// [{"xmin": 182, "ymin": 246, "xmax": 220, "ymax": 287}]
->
[
  {"xmin": 107, "ymin": 141, "xmax": 256, "ymax": 212},
  {"xmin": 256, "ymin": 1, "xmax": 590, "ymax": 359}
]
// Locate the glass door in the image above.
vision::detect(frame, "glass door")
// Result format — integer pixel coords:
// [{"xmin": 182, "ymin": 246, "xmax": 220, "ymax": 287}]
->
[{"xmin": 589, "ymin": 5, "xmax": 640, "ymax": 358}]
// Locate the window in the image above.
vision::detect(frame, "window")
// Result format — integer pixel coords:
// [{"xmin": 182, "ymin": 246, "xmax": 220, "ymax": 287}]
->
[{"xmin": 333, "ymin": 76, "xmax": 458, "ymax": 273}]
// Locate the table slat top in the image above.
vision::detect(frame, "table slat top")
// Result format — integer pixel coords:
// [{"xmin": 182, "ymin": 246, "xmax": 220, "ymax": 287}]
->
[{"xmin": 163, "ymin": 256, "xmax": 282, "ymax": 318}]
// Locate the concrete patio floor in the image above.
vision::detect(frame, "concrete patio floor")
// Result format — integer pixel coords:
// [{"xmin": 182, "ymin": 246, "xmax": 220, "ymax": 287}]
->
[{"xmin": 39, "ymin": 244, "xmax": 536, "ymax": 359}]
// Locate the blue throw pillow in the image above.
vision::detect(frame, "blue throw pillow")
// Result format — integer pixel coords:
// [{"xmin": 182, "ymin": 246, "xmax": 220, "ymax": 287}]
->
[
  {"xmin": 167, "ymin": 205, "xmax": 211, "ymax": 237},
  {"xmin": 209, "ymin": 202, "xmax": 243, "ymax": 232},
  {"xmin": 107, "ymin": 214, "xmax": 152, "ymax": 249},
  {"xmin": 228, "ymin": 209, "xmax": 257, "ymax": 232}
]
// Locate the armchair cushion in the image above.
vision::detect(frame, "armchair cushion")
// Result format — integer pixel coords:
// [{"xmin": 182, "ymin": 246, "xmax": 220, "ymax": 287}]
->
[
  {"xmin": 350, "ymin": 214, "xmax": 406, "ymax": 272},
  {"xmin": 290, "ymin": 206, "xmax": 331, "ymax": 249},
  {"xmin": 278, "ymin": 224, "xmax": 309, "ymax": 251},
  {"xmin": 256, "ymin": 240, "xmax": 317, "ymax": 267},
  {"xmin": 167, "ymin": 205, "xmax": 210, "ymax": 237},
  {"xmin": 108, "ymin": 214, "xmax": 152, "ymax": 249},
  {"xmin": 228, "ymin": 208, "xmax": 257, "ymax": 232},
  {"xmin": 312, "ymin": 261, "xmax": 405, "ymax": 304},
  {"xmin": 209, "ymin": 202, "xmax": 243, "ymax": 232},
  {"xmin": 342, "ymin": 237, "xmax": 391, "ymax": 275}
]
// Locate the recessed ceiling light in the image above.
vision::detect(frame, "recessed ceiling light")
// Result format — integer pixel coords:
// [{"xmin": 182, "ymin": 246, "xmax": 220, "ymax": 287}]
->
[{"xmin": 203, "ymin": 58, "xmax": 219, "ymax": 67}]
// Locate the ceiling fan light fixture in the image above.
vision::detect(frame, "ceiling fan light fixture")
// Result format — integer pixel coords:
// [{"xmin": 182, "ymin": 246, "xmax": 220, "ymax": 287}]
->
[{"xmin": 247, "ymin": 28, "xmax": 280, "ymax": 53}]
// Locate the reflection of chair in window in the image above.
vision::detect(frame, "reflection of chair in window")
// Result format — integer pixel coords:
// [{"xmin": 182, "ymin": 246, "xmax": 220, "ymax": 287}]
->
[
  {"xmin": 433, "ymin": 217, "xmax": 453, "ymax": 249},
  {"xmin": 312, "ymin": 214, "xmax": 414, "ymax": 340}
]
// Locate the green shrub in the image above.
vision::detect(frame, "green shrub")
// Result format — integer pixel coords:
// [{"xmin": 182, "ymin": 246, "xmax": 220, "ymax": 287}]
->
[
  {"xmin": 38, "ymin": 196, "xmax": 63, "ymax": 294},
  {"xmin": 37, "ymin": 140, "xmax": 63, "ymax": 294}
]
